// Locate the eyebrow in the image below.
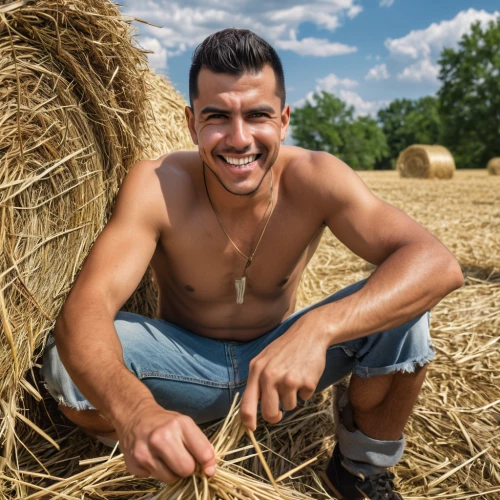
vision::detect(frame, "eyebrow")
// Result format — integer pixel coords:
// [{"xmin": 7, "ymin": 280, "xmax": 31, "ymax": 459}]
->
[{"xmin": 200, "ymin": 105, "xmax": 276, "ymax": 116}]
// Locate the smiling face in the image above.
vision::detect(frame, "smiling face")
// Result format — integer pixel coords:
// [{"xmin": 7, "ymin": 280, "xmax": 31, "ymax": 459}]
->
[{"xmin": 186, "ymin": 64, "xmax": 290, "ymax": 196}]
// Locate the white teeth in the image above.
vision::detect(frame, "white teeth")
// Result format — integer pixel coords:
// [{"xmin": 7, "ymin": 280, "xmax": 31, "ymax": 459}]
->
[{"xmin": 222, "ymin": 154, "xmax": 258, "ymax": 166}]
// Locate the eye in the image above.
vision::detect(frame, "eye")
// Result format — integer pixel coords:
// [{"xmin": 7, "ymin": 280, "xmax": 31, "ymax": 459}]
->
[
  {"xmin": 251, "ymin": 113, "xmax": 269, "ymax": 118},
  {"xmin": 207, "ymin": 114, "xmax": 226, "ymax": 119}
]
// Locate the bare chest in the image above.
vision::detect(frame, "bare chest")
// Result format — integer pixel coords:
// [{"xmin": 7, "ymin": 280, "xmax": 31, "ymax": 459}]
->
[{"xmin": 152, "ymin": 201, "xmax": 325, "ymax": 303}]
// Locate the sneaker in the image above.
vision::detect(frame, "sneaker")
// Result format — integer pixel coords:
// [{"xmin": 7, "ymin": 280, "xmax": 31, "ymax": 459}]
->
[{"xmin": 320, "ymin": 443, "xmax": 403, "ymax": 500}]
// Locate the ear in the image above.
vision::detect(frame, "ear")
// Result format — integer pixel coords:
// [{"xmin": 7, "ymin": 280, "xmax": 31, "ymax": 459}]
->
[
  {"xmin": 280, "ymin": 104, "xmax": 291, "ymax": 142},
  {"xmin": 185, "ymin": 106, "xmax": 199, "ymax": 146}
]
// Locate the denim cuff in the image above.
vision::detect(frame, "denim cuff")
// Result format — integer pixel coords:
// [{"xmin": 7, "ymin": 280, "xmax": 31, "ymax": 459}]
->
[{"xmin": 338, "ymin": 423, "xmax": 406, "ymax": 467}]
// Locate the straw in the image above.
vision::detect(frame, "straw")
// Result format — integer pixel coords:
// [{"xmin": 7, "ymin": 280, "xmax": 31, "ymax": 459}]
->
[
  {"xmin": 0, "ymin": 1, "xmax": 498, "ymax": 496},
  {"xmin": 4, "ymin": 171, "xmax": 499, "ymax": 500},
  {"xmin": 0, "ymin": 0, "xmax": 193, "ymax": 495}
]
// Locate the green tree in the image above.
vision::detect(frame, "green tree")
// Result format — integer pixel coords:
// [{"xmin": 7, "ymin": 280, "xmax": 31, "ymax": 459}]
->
[
  {"xmin": 376, "ymin": 96, "xmax": 441, "ymax": 169},
  {"xmin": 438, "ymin": 18, "xmax": 500, "ymax": 169},
  {"xmin": 290, "ymin": 91, "xmax": 388, "ymax": 170}
]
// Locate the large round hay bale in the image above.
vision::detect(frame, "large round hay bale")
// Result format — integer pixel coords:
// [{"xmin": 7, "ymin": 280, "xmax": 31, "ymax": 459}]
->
[
  {"xmin": 0, "ymin": 0, "xmax": 192, "ymax": 488},
  {"xmin": 121, "ymin": 70, "xmax": 195, "ymax": 317},
  {"xmin": 487, "ymin": 157, "xmax": 500, "ymax": 175},
  {"xmin": 144, "ymin": 70, "xmax": 197, "ymax": 159},
  {"xmin": 396, "ymin": 145, "xmax": 455, "ymax": 179}
]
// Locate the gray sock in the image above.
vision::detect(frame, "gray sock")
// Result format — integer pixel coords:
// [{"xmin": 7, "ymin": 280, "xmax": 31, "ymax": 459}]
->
[{"xmin": 337, "ymin": 394, "xmax": 405, "ymax": 478}]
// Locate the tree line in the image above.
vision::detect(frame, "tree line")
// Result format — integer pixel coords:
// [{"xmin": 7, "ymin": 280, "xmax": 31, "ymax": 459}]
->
[{"xmin": 290, "ymin": 19, "xmax": 500, "ymax": 170}]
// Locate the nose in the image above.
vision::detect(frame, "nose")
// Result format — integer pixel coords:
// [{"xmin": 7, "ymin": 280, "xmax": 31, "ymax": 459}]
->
[{"xmin": 225, "ymin": 117, "xmax": 252, "ymax": 152}]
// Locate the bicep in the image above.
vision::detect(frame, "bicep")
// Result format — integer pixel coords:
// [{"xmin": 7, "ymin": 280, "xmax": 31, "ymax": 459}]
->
[
  {"xmin": 63, "ymin": 160, "xmax": 162, "ymax": 316},
  {"xmin": 321, "ymin": 155, "xmax": 437, "ymax": 266}
]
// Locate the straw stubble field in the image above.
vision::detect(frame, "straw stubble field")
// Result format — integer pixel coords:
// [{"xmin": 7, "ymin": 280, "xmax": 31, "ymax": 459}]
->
[
  {"xmin": 6, "ymin": 170, "xmax": 500, "ymax": 499},
  {"xmin": 0, "ymin": 1, "xmax": 498, "ymax": 497}
]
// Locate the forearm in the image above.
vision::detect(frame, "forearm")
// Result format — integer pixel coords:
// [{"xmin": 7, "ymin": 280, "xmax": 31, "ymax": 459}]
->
[
  {"xmin": 53, "ymin": 295, "xmax": 158, "ymax": 428},
  {"xmin": 309, "ymin": 242, "xmax": 464, "ymax": 347}
]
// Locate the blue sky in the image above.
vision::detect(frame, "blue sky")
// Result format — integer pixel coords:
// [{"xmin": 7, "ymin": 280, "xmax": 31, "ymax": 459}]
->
[{"xmin": 120, "ymin": 0, "xmax": 499, "ymax": 120}]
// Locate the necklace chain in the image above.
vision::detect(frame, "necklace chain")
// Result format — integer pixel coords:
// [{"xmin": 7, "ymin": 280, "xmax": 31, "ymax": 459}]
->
[{"xmin": 203, "ymin": 162, "xmax": 274, "ymax": 273}]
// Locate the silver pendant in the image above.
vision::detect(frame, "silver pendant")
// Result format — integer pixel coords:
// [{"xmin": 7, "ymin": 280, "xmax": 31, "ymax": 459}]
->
[{"xmin": 235, "ymin": 276, "xmax": 246, "ymax": 304}]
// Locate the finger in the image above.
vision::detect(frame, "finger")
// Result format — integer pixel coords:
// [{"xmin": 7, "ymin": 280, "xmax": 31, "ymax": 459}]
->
[
  {"xmin": 127, "ymin": 442, "xmax": 182, "ymax": 484},
  {"xmin": 158, "ymin": 445, "xmax": 197, "ymax": 479},
  {"xmin": 125, "ymin": 458, "xmax": 152, "ymax": 479},
  {"xmin": 241, "ymin": 369, "xmax": 261, "ymax": 431},
  {"xmin": 181, "ymin": 421, "xmax": 217, "ymax": 476},
  {"xmin": 148, "ymin": 426, "xmax": 198, "ymax": 479},
  {"xmin": 153, "ymin": 436, "xmax": 199, "ymax": 479},
  {"xmin": 298, "ymin": 385, "xmax": 316, "ymax": 403},
  {"xmin": 150, "ymin": 456, "xmax": 183, "ymax": 485},
  {"xmin": 279, "ymin": 387, "xmax": 297, "ymax": 412},
  {"xmin": 260, "ymin": 380, "xmax": 282, "ymax": 424}
]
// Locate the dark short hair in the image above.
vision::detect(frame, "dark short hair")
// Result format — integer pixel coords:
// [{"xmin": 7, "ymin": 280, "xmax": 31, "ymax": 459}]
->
[{"xmin": 189, "ymin": 28, "xmax": 286, "ymax": 111}]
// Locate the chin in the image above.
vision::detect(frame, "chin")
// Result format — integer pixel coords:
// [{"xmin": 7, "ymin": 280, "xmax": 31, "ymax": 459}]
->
[
  {"xmin": 228, "ymin": 182, "xmax": 263, "ymax": 196},
  {"xmin": 216, "ymin": 175, "xmax": 264, "ymax": 196}
]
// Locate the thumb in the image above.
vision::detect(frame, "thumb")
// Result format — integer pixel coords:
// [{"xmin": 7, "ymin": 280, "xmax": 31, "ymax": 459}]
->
[{"xmin": 203, "ymin": 455, "xmax": 217, "ymax": 476}]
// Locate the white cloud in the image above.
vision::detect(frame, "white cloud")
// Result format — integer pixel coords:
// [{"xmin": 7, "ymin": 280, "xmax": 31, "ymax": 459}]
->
[
  {"xmin": 385, "ymin": 8, "xmax": 499, "ymax": 87},
  {"xmin": 347, "ymin": 5, "xmax": 363, "ymax": 19},
  {"xmin": 267, "ymin": 6, "xmax": 341, "ymax": 31},
  {"xmin": 122, "ymin": 0, "xmax": 362, "ymax": 57},
  {"xmin": 292, "ymin": 90, "xmax": 315, "ymax": 109},
  {"xmin": 380, "ymin": 0, "xmax": 395, "ymax": 7},
  {"xmin": 365, "ymin": 63, "xmax": 389, "ymax": 81},
  {"xmin": 138, "ymin": 36, "xmax": 168, "ymax": 70},
  {"xmin": 316, "ymin": 73, "xmax": 358, "ymax": 90},
  {"xmin": 275, "ymin": 29, "xmax": 357, "ymax": 57},
  {"xmin": 338, "ymin": 90, "xmax": 390, "ymax": 117},
  {"xmin": 385, "ymin": 8, "xmax": 500, "ymax": 60},
  {"xmin": 397, "ymin": 59, "xmax": 439, "ymax": 84},
  {"xmin": 293, "ymin": 75, "xmax": 388, "ymax": 117}
]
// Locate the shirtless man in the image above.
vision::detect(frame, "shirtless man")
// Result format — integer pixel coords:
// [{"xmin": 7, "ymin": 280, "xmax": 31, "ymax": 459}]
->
[{"xmin": 41, "ymin": 28, "xmax": 463, "ymax": 499}]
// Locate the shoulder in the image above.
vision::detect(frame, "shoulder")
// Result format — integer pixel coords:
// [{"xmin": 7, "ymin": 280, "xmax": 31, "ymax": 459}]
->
[
  {"xmin": 153, "ymin": 150, "xmax": 199, "ymax": 176},
  {"xmin": 118, "ymin": 151, "xmax": 199, "ymax": 230},
  {"xmin": 282, "ymin": 146, "xmax": 351, "ymax": 180},
  {"xmin": 132, "ymin": 150, "xmax": 199, "ymax": 193},
  {"xmin": 281, "ymin": 146, "xmax": 362, "ymax": 202}
]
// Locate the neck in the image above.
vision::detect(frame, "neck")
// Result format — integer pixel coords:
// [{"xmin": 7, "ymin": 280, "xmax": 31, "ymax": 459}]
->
[{"xmin": 203, "ymin": 162, "xmax": 274, "ymax": 215}]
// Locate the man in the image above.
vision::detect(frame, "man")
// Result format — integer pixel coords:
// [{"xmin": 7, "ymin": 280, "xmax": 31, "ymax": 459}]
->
[{"xmin": 41, "ymin": 28, "xmax": 463, "ymax": 499}]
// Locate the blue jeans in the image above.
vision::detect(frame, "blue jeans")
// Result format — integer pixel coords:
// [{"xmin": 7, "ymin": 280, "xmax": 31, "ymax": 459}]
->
[{"xmin": 41, "ymin": 279, "xmax": 434, "ymax": 425}]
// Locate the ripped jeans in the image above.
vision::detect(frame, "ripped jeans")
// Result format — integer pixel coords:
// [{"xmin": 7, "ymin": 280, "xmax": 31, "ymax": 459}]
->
[{"xmin": 41, "ymin": 278, "xmax": 435, "ymax": 469}]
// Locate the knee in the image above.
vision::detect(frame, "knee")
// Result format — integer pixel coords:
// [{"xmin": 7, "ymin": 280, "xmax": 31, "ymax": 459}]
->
[
  {"xmin": 41, "ymin": 339, "xmax": 97, "ymax": 411},
  {"xmin": 349, "ymin": 364, "xmax": 429, "ymax": 414},
  {"xmin": 59, "ymin": 405, "xmax": 115, "ymax": 435},
  {"xmin": 42, "ymin": 345, "xmax": 116, "ymax": 434},
  {"xmin": 348, "ymin": 373, "xmax": 394, "ymax": 413}
]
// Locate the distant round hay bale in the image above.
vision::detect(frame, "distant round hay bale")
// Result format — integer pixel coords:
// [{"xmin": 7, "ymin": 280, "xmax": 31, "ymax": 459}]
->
[
  {"xmin": 487, "ymin": 158, "xmax": 500, "ymax": 175},
  {"xmin": 396, "ymin": 145, "xmax": 455, "ymax": 179},
  {"xmin": 0, "ymin": 0, "xmax": 192, "ymax": 484}
]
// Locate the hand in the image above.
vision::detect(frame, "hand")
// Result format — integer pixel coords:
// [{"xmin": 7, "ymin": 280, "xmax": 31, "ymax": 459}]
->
[
  {"xmin": 240, "ymin": 314, "xmax": 328, "ymax": 431},
  {"xmin": 116, "ymin": 402, "xmax": 216, "ymax": 484}
]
